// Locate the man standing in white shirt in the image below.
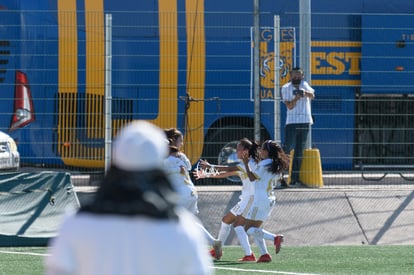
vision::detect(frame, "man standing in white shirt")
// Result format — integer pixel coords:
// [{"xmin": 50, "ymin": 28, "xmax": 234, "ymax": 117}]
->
[{"xmin": 281, "ymin": 67, "xmax": 315, "ymax": 187}]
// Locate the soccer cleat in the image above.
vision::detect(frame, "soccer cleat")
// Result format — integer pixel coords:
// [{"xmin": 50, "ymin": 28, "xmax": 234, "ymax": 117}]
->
[
  {"xmin": 238, "ymin": 253, "xmax": 256, "ymax": 262},
  {"xmin": 274, "ymin": 234, "xmax": 284, "ymax": 254},
  {"xmin": 256, "ymin": 253, "xmax": 272, "ymax": 263},
  {"xmin": 209, "ymin": 248, "xmax": 221, "ymax": 260},
  {"xmin": 212, "ymin": 240, "xmax": 222, "ymax": 260}
]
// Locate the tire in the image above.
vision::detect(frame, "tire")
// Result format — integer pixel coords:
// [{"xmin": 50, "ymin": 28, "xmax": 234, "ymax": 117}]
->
[{"xmin": 202, "ymin": 125, "xmax": 253, "ymax": 184}]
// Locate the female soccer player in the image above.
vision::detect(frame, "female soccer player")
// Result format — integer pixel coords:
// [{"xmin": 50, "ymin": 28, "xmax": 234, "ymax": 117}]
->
[
  {"xmin": 195, "ymin": 138, "xmax": 260, "ymax": 261},
  {"xmin": 243, "ymin": 140, "xmax": 289, "ymax": 263},
  {"xmin": 163, "ymin": 128, "xmax": 222, "ymax": 260}
]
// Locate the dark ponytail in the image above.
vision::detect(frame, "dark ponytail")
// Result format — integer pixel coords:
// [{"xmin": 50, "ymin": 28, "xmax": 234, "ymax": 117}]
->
[{"xmin": 262, "ymin": 140, "xmax": 289, "ymax": 174}]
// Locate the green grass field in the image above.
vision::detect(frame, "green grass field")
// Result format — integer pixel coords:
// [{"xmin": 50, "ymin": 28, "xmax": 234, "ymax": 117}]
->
[
  {"xmin": 215, "ymin": 245, "xmax": 414, "ymax": 274},
  {"xmin": 1, "ymin": 245, "xmax": 413, "ymax": 274}
]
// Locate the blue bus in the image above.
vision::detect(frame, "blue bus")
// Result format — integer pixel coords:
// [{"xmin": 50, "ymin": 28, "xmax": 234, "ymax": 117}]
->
[{"xmin": 0, "ymin": 0, "xmax": 413, "ymax": 171}]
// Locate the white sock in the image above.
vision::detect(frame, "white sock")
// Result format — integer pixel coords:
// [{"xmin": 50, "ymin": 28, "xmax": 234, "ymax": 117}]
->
[
  {"xmin": 247, "ymin": 227, "xmax": 268, "ymax": 255},
  {"xmin": 254, "ymin": 235, "xmax": 268, "ymax": 255},
  {"xmin": 262, "ymin": 228, "xmax": 276, "ymax": 241},
  {"xmin": 234, "ymin": 226, "xmax": 252, "ymax": 255},
  {"xmin": 217, "ymin": 222, "xmax": 231, "ymax": 243},
  {"xmin": 197, "ymin": 223, "xmax": 216, "ymax": 245}
]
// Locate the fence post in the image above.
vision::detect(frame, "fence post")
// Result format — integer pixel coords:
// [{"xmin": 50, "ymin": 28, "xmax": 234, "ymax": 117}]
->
[
  {"xmin": 274, "ymin": 15, "xmax": 281, "ymax": 143},
  {"xmin": 105, "ymin": 13, "xmax": 112, "ymax": 174},
  {"xmin": 253, "ymin": 0, "xmax": 261, "ymax": 142}
]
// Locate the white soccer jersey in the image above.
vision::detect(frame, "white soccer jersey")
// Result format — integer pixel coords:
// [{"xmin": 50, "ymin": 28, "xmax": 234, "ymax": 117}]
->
[
  {"xmin": 228, "ymin": 159, "xmax": 256, "ymax": 216},
  {"xmin": 281, "ymin": 81, "xmax": 314, "ymax": 125},
  {"xmin": 245, "ymin": 158, "xmax": 279, "ymax": 221},
  {"xmin": 236, "ymin": 159, "xmax": 256, "ymax": 201},
  {"xmin": 176, "ymin": 152, "xmax": 192, "ymax": 170},
  {"xmin": 45, "ymin": 209, "xmax": 213, "ymax": 275},
  {"xmin": 164, "ymin": 155, "xmax": 198, "ymax": 215}
]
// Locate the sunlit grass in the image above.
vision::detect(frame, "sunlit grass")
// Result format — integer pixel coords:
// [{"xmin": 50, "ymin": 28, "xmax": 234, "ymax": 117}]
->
[{"xmin": 1, "ymin": 245, "xmax": 413, "ymax": 275}]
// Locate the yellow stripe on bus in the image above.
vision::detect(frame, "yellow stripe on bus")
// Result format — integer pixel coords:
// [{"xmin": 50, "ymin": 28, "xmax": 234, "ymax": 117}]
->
[
  {"xmin": 57, "ymin": 0, "xmax": 78, "ymax": 94},
  {"xmin": 312, "ymin": 41, "xmax": 362, "ymax": 47},
  {"xmin": 84, "ymin": 0, "xmax": 105, "ymax": 140},
  {"xmin": 57, "ymin": 0, "xmax": 79, "ymax": 163},
  {"xmin": 312, "ymin": 80, "xmax": 361, "ymax": 86},
  {"xmin": 183, "ymin": 0, "xmax": 205, "ymax": 164},
  {"xmin": 153, "ymin": 0, "xmax": 178, "ymax": 129}
]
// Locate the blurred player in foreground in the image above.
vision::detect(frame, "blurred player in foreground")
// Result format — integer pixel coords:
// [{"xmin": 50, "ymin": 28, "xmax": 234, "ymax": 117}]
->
[{"xmin": 45, "ymin": 121, "xmax": 213, "ymax": 275}]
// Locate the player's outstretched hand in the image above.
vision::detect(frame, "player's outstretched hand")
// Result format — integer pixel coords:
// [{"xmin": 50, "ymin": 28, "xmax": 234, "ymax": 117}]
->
[{"xmin": 192, "ymin": 169, "xmax": 205, "ymax": 180}]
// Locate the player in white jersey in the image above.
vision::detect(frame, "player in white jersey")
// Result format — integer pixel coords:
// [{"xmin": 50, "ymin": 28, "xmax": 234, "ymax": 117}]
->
[
  {"xmin": 244, "ymin": 140, "xmax": 290, "ymax": 263},
  {"xmin": 164, "ymin": 145, "xmax": 198, "ymax": 214},
  {"xmin": 195, "ymin": 138, "xmax": 260, "ymax": 261},
  {"xmin": 164, "ymin": 128, "xmax": 222, "ymax": 260}
]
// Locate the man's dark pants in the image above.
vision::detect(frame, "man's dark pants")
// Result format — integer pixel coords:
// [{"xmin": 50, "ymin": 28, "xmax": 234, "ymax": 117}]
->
[{"xmin": 285, "ymin": 123, "xmax": 311, "ymax": 183}]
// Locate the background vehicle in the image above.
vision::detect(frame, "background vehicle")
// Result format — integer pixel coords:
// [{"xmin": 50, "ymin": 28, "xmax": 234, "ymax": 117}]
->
[
  {"xmin": 0, "ymin": 0, "xmax": 413, "ymax": 173},
  {"xmin": 0, "ymin": 131, "xmax": 19, "ymax": 171}
]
